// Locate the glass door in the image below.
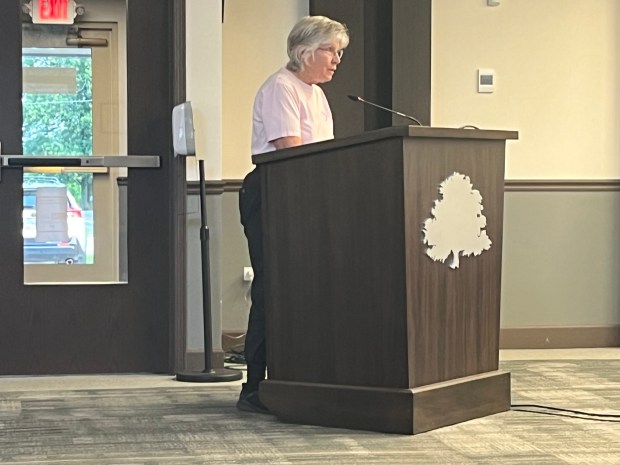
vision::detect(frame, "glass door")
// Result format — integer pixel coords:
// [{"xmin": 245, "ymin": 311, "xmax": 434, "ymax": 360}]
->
[{"xmin": 22, "ymin": 24, "xmax": 125, "ymax": 284}]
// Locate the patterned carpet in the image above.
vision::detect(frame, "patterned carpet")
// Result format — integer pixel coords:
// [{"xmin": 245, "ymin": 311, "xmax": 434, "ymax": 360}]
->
[{"xmin": 1, "ymin": 359, "xmax": 619, "ymax": 464}]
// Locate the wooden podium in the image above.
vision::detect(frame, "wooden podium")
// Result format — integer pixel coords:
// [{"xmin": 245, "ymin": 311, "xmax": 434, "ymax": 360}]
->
[{"xmin": 252, "ymin": 126, "xmax": 518, "ymax": 434}]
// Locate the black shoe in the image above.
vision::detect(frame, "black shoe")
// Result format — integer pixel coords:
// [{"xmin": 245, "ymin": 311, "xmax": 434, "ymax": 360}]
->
[{"xmin": 236, "ymin": 390, "xmax": 270, "ymax": 414}]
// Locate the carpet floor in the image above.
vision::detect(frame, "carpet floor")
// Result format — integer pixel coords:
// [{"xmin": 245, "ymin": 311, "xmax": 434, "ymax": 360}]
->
[{"xmin": 0, "ymin": 359, "xmax": 619, "ymax": 464}]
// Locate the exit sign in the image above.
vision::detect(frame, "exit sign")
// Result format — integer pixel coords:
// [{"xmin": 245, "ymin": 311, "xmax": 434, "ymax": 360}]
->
[{"xmin": 32, "ymin": 0, "xmax": 76, "ymax": 24}]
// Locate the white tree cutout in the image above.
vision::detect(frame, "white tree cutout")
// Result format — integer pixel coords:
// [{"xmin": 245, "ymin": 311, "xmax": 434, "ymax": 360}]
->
[{"xmin": 422, "ymin": 172, "xmax": 491, "ymax": 269}]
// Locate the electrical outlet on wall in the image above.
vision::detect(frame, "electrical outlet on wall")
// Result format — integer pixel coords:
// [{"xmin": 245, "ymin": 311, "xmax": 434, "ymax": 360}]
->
[{"xmin": 243, "ymin": 267, "xmax": 254, "ymax": 282}]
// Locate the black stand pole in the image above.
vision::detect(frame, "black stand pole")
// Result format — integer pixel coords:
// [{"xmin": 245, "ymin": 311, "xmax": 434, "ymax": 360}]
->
[{"xmin": 176, "ymin": 159, "xmax": 242, "ymax": 382}]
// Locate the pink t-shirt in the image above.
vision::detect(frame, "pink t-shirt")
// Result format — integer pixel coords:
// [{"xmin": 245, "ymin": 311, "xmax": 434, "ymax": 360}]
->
[{"xmin": 251, "ymin": 68, "xmax": 334, "ymax": 155}]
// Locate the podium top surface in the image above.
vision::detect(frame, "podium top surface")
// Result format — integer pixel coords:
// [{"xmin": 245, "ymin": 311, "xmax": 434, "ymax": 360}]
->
[{"xmin": 253, "ymin": 125, "xmax": 518, "ymax": 165}]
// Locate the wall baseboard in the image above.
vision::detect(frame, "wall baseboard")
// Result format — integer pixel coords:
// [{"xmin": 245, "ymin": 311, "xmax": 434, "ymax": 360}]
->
[
  {"xmin": 500, "ymin": 326, "xmax": 620, "ymax": 349},
  {"xmin": 219, "ymin": 329, "xmax": 619, "ymax": 357}
]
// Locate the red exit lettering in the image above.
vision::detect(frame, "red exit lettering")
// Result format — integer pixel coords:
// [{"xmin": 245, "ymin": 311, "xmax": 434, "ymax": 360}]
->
[{"xmin": 39, "ymin": 0, "xmax": 69, "ymax": 21}]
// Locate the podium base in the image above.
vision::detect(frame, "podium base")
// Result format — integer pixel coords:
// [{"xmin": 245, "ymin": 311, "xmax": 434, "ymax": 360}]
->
[
  {"xmin": 176, "ymin": 368, "xmax": 242, "ymax": 383},
  {"xmin": 260, "ymin": 370, "xmax": 511, "ymax": 434}
]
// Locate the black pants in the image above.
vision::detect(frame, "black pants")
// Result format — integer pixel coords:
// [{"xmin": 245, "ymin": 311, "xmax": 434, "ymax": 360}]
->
[{"xmin": 239, "ymin": 168, "xmax": 266, "ymax": 393}]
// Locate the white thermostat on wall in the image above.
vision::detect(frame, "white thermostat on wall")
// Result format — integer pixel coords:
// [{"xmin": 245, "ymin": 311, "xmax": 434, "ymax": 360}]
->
[{"xmin": 478, "ymin": 69, "xmax": 495, "ymax": 93}]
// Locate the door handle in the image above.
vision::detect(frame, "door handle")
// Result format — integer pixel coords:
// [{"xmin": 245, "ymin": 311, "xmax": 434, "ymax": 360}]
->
[
  {"xmin": 66, "ymin": 37, "xmax": 108, "ymax": 47},
  {"xmin": 0, "ymin": 155, "xmax": 160, "ymax": 181}
]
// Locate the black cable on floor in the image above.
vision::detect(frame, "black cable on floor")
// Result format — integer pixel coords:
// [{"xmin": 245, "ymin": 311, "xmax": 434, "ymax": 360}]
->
[{"xmin": 511, "ymin": 403, "xmax": 620, "ymax": 423}]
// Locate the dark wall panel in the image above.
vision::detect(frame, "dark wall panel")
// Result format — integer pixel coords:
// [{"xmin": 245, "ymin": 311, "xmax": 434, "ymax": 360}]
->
[
  {"xmin": 125, "ymin": 0, "xmax": 183, "ymax": 373},
  {"xmin": 0, "ymin": 0, "xmax": 28, "ymax": 311},
  {"xmin": 363, "ymin": 0, "xmax": 393, "ymax": 130},
  {"xmin": 393, "ymin": 0, "xmax": 431, "ymax": 126},
  {"xmin": 0, "ymin": 1, "xmax": 22, "ymax": 156},
  {"xmin": 310, "ymin": 0, "xmax": 366, "ymax": 138},
  {"xmin": 310, "ymin": 0, "xmax": 432, "ymax": 136}
]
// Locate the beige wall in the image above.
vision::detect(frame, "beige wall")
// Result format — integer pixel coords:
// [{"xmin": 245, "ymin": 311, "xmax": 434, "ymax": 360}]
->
[
  {"xmin": 185, "ymin": 2, "xmax": 620, "ymax": 340},
  {"xmin": 432, "ymin": 0, "xmax": 620, "ymax": 180},
  {"xmin": 186, "ymin": 0, "xmax": 223, "ymax": 180},
  {"xmin": 187, "ymin": 0, "xmax": 307, "ymax": 182},
  {"xmin": 222, "ymin": 0, "xmax": 308, "ymax": 179},
  {"xmin": 190, "ymin": 0, "xmax": 620, "ymax": 181}
]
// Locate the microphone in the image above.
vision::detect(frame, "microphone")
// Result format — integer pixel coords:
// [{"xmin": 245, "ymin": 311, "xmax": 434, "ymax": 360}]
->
[{"xmin": 347, "ymin": 95, "xmax": 423, "ymax": 126}]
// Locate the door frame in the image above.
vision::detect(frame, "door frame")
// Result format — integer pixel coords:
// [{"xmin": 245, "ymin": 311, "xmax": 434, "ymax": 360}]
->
[
  {"xmin": 0, "ymin": 0, "xmax": 187, "ymax": 374},
  {"xmin": 126, "ymin": 0, "xmax": 187, "ymax": 372}
]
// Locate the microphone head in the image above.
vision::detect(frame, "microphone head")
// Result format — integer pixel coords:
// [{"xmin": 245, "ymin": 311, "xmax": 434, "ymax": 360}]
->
[{"xmin": 347, "ymin": 94, "xmax": 361, "ymax": 102}]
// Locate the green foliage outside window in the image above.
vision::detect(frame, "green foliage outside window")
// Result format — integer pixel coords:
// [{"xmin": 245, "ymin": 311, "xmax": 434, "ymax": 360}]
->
[{"xmin": 22, "ymin": 54, "xmax": 93, "ymax": 207}]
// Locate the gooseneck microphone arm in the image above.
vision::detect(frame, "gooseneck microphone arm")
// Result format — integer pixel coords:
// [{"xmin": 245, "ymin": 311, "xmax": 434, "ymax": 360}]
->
[{"xmin": 347, "ymin": 95, "xmax": 423, "ymax": 126}]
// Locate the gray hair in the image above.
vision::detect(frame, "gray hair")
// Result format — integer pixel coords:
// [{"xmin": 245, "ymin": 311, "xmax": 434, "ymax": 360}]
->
[{"xmin": 286, "ymin": 16, "xmax": 349, "ymax": 72}]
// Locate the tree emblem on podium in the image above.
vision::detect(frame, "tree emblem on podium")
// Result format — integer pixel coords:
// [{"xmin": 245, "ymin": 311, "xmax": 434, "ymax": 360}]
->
[{"xmin": 422, "ymin": 172, "xmax": 491, "ymax": 269}]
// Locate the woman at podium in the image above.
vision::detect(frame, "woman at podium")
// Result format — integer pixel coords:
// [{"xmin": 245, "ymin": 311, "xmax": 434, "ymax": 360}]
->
[{"xmin": 237, "ymin": 15, "xmax": 349, "ymax": 414}]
